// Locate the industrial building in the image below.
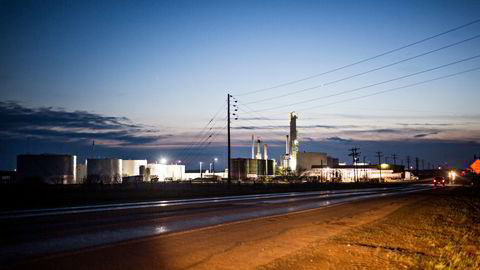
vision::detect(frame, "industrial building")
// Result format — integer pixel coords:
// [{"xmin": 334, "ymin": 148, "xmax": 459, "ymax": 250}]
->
[
  {"xmin": 86, "ymin": 158, "xmax": 122, "ymax": 184},
  {"xmin": 304, "ymin": 164, "xmax": 408, "ymax": 182},
  {"xmin": 231, "ymin": 134, "xmax": 276, "ymax": 180},
  {"xmin": 146, "ymin": 163, "xmax": 185, "ymax": 181},
  {"xmin": 297, "ymin": 152, "xmax": 339, "ymax": 171},
  {"xmin": 17, "ymin": 154, "xmax": 77, "ymax": 184}
]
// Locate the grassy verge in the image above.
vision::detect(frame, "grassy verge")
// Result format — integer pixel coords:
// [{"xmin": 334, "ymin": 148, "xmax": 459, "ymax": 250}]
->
[{"xmin": 335, "ymin": 187, "xmax": 480, "ymax": 269}]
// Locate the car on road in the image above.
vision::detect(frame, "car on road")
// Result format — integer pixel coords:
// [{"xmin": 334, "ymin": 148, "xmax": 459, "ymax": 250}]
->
[{"xmin": 433, "ymin": 176, "xmax": 446, "ymax": 187}]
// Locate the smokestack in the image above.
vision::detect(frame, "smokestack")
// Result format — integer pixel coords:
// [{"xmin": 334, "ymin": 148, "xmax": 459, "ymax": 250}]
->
[
  {"xmin": 285, "ymin": 135, "xmax": 289, "ymax": 155},
  {"xmin": 289, "ymin": 112, "xmax": 297, "ymax": 155},
  {"xmin": 264, "ymin": 144, "xmax": 268, "ymax": 160},
  {"xmin": 256, "ymin": 139, "xmax": 262, "ymax": 159},
  {"xmin": 251, "ymin": 134, "xmax": 255, "ymax": 159}
]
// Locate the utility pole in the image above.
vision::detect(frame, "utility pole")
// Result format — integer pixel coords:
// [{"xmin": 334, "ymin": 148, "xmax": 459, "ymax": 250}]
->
[
  {"xmin": 406, "ymin": 156, "xmax": 411, "ymax": 171},
  {"xmin": 392, "ymin": 153, "xmax": 397, "ymax": 166},
  {"xmin": 376, "ymin": 151, "xmax": 383, "ymax": 183},
  {"xmin": 227, "ymin": 94, "xmax": 231, "ymax": 184},
  {"xmin": 349, "ymin": 147, "xmax": 360, "ymax": 182},
  {"xmin": 363, "ymin": 156, "xmax": 367, "ymax": 180},
  {"xmin": 422, "ymin": 159, "xmax": 425, "ymax": 170},
  {"xmin": 415, "ymin": 157, "xmax": 419, "ymax": 174}
]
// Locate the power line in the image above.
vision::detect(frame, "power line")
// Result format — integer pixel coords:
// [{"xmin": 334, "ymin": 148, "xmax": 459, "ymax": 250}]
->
[
  {"xmin": 244, "ymin": 33, "xmax": 480, "ymax": 105},
  {"xmin": 176, "ymin": 100, "xmax": 227, "ymax": 162},
  {"xmin": 234, "ymin": 18, "xmax": 480, "ymax": 97},
  {"xmin": 296, "ymin": 65, "xmax": 480, "ymax": 113},
  {"xmin": 249, "ymin": 54, "xmax": 480, "ymax": 114},
  {"xmin": 182, "ymin": 122, "xmax": 228, "ymax": 165}
]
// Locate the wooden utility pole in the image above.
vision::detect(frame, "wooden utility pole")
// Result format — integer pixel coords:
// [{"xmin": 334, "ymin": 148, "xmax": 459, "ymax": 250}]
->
[
  {"xmin": 376, "ymin": 151, "xmax": 383, "ymax": 182},
  {"xmin": 349, "ymin": 147, "xmax": 360, "ymax": 182},
  {"xmin": 227, "ymin": 94, "xmax": 231, "ymax": 184}
]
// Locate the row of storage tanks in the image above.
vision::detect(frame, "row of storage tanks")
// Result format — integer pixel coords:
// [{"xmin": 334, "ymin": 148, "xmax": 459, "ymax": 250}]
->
[{"xmin": 16, "ymin": 154, "xmax": 185, "ymax": 184}]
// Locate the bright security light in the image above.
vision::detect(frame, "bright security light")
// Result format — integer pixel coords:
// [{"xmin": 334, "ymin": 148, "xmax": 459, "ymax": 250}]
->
[
  {"xmin": 214, "ymin": 157, "xmax": 218, "ymax": 162},
  {"xmin": 381, "ymin": 163, "xmax": 389, "ymax": 169},
  {"xmin": 160, "ymin": 158, "xmax": 167, "ymax": 164}
]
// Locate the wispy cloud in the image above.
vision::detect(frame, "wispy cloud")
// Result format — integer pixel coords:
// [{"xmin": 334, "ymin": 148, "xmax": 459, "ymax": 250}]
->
[
  {"xmin": 413, "ymin": 131, "xmax": 440, "ymax": 138},
  {"xmin": 0, "ymin": 101, "xmax": 172, "ymax": 146},
  {"xmin": 325, "ymin": 136, "xmax": 354, "ymax": 143}
]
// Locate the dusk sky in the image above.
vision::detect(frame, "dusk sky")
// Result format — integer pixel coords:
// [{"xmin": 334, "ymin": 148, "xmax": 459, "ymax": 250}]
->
[{"xmin": 1, "ymin": 0, "xmax": 479, "ymax": 170}]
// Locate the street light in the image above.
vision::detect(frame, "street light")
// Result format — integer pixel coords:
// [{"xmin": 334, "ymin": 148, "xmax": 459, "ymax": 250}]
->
[
  {"xmin": 160, "ymin": 158, "xmax": 167, "ymax": 164},
  {"xmin": 213, "ymin": 157, "xmax": 218, "ymax": 176}
]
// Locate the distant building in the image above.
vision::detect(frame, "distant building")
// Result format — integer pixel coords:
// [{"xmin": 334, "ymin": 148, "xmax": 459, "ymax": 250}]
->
[
  {"xmin": 305, "ymin": 164, "xmax": 407, "ymax": 182},
  {"xmin": 0, "ymin": 170, "xmax": 17, "ymax": 184},
  {"xmin": 146, "ymin": 163, "xmax": 185, "ymax": 181},
  {"xmin": 297, "ymin": 152, "xmax": 339, "ymax": 171},
  {"xmin": 17, "ymin": 154, "xmax": 77, "ymax": 184}
]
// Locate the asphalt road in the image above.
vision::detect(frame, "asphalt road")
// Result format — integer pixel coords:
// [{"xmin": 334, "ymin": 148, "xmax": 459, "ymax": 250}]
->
[{"xmin": 0, "ymin": 184, "xmax": 433, "ymax": 268}]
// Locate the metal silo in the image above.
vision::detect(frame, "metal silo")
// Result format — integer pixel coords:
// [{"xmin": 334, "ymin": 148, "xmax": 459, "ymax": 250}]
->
[
  {"xmin": 17, "ymin": 154, "xmax": 76, "ymax": 184},
  {"xmin": 122, "ymin": 160, "xmax": 147, "ymax": 177},
  {"xmin": 87, "ymin": 158, "xmax": 122, "ymax": 184}
]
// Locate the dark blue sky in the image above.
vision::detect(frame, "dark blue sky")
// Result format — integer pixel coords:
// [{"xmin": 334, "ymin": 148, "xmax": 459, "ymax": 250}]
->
[{"xmin": 1, "ymin": 0, "xmax": 479, "ymax": 170}]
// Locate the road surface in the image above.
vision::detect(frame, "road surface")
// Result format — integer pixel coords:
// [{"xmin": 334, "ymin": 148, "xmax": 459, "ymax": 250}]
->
[{"xmin": 1, "ymin": 184, "xmax": 434, "ymax": 269}]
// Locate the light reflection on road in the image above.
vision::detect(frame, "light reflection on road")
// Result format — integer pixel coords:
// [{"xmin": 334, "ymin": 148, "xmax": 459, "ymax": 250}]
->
[{"xmin": 0, "ymin": 185, "xmax": 431, "ymax": 265}]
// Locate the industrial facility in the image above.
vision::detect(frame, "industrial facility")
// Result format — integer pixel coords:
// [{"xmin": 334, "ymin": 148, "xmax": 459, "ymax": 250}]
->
[
  {"xmin": 231, "ymin": 134, "xmax": 276, "ymax": 180},
  {"xmin": 86, "ymin": 158, "xmax": 123, "ymax": 184},
  {"xmin": 17, "ymin": 154, "xmax": 77, "ymax": 184},
  {"xmin": 7, "ymin": 112, "xmax": 418, "ymax": 185}
]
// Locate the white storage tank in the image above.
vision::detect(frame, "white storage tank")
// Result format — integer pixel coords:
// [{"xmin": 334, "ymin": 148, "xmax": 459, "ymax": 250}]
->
[
  {"xmin": 87, "ymin": 158, "xmax": 122, "ymax": 184},
  {"xmin": 17, "ymin": 154, "xmax": 76, "ymax": 184},
  {"xmin": 76, "ymin": 163, "xmax": 87, "ymax": 184},
  {"xmin": 122, "ymin": 160, "xmax": 147, "ymax": 177}
]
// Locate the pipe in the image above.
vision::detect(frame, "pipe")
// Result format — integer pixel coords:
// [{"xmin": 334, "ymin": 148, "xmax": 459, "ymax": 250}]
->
[
  {"xmin": 264, "ymin": 144, "xmax": 268, "ymax": 160},
  {"xmin": 256, "ymin": 139, "xmax": 261, "ymax": 160},
  {"xmin": 251, "ymin": 134, "xmax": 255, "ymax": 159},
  {"xmin": 285, "ymin": 135, "xmax": 289, "ymax": 155}
]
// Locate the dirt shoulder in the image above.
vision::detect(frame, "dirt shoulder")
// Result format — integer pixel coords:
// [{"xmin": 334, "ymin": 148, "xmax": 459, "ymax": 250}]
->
[
  {"xmin": 8, "ymin": 190, "xmax": 426, "ymax": 270},
  {"xmin": 259, "ymin": 187, "xmax": 480, "ymax": 270}
]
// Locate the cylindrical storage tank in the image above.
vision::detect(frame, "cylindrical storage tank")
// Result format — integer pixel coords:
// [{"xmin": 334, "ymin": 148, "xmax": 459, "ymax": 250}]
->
[
  {"xmin": 232, "ymin": 159, "xmax": 248, "ymax": 180},
  {"xmin": 267, "ymin": 160, "xmax": 274, "ymax": 176},
  {"xmin": 76, "ymin": 163, "xmax": 87, "ymax": 184},
  {"xmin": 17, "ymin": 154, "xmax": 76, "ymax": 184},
  {"xmin": 247, "ymin": 159, "xmax": 258, "ymax": 175},
  {"xmin": 122, "ymin": 160, "xmax": 147, "ymax": 177},
  {"xmin": 87, "ymin": 158, "xmax": 122, "ymax": 184}
]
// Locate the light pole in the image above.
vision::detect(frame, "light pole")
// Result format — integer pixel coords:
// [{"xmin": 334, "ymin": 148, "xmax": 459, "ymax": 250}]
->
[
  {"xmin": 209, "ymin": 163, "xmax": 212, "ymax": 173},
  {"xmin": 199, "ymin": 161, "xmax": 203, "ymax": 178},
  {"xmin": 213, "ymin": 157, "xmax": 218, "ymax": 176}
]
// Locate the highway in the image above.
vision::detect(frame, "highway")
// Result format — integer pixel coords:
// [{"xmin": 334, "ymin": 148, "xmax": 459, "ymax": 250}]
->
[{"xmin": 0, "ymin": 184, "xmax": 432, "ymax": 267}]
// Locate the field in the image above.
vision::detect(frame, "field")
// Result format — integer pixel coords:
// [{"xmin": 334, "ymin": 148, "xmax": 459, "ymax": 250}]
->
[{"xmin": 259, "ymin": 186, "xmax": 480, "ymax": 269}]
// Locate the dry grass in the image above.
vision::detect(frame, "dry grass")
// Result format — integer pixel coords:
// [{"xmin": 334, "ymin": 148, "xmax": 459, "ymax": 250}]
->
[{"xmin": 258, "ymin": 187, "xmax": 480, "ymax": 270}]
